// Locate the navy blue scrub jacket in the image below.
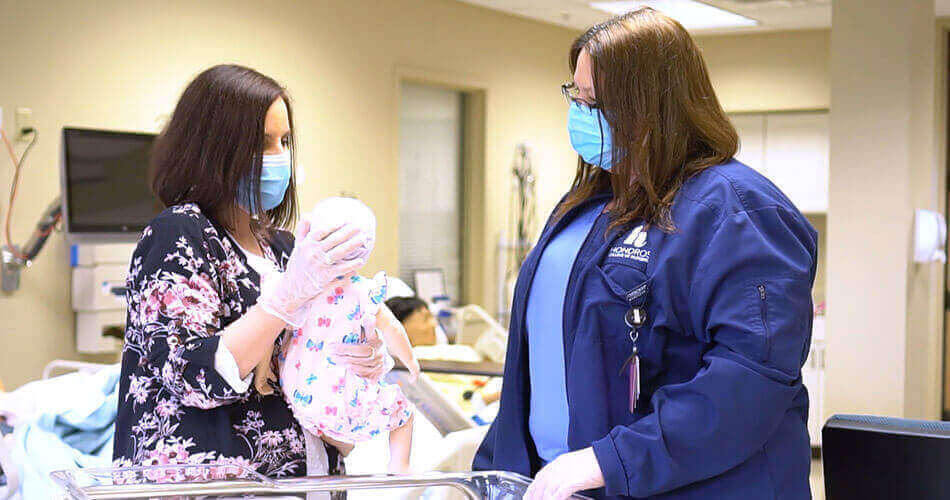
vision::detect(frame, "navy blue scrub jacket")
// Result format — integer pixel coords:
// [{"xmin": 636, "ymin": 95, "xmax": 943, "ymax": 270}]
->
[{"xmin": 474, "ymin": 160, "xmax": 818, "ymax": 499}]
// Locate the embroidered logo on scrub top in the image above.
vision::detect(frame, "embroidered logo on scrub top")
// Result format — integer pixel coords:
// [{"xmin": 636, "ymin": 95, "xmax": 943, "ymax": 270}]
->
[{"xmin": 609, "ymin": 225, "xmax": 651, "ymax": 263}]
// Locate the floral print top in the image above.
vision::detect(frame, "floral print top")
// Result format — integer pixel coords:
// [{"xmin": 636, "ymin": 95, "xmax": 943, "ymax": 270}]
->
[{"xmin": 113, "ymin": 203, "xmax": 308, "ymax": 478}]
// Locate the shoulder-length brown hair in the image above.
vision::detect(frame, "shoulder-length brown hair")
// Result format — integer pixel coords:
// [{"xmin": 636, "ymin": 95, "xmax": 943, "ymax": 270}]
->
[
  {"xmin": 150, "ymin": 64, "xmax": 298, "ymax": 233},
  {"xmin": 558, "ymin": 7, "xmax": 738, "ymax": 232}
]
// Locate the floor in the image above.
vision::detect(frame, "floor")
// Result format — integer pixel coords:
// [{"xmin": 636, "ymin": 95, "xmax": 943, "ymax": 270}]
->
[{"xmin": 810, "ymin": 458, "xmax": 825, "ymax": 500}]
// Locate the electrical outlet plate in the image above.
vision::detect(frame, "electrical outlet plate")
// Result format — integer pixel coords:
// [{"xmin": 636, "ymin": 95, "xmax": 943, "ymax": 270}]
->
[{"xmin": 15, "ymin": 107, "xmax": 32, "ymax": 142}]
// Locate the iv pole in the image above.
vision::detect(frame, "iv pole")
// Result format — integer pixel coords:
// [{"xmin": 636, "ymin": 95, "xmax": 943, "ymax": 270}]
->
[{"xmin": 495, "ymin": 143, "xmax": 536, "ymax": 324}]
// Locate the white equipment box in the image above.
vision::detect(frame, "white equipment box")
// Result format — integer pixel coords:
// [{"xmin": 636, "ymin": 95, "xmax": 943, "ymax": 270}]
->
[{"xmin": 70, "ymin": 243, "xmax": 136, "ymax": 353}]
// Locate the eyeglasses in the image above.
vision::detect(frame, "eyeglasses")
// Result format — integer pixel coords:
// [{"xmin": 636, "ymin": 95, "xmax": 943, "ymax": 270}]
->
[{"xmin": 561, "ymin": 82, "xmax": 599, "ymax": 110}]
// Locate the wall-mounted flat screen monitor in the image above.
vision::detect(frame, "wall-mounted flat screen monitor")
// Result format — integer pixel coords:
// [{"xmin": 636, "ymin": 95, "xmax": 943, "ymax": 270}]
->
[{"xmin": 61, "ymin": 127, "xmax": 163, "ymax": 242}]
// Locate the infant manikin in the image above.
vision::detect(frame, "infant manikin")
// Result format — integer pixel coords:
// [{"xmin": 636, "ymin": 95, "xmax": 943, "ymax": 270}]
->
[{"xmin": 254, "ymin": 197, "xmax": 419, "ymax": 473}]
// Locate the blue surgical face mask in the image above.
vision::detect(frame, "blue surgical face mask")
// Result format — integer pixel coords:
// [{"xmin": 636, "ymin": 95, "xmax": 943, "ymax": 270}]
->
[
  {"xmin": 238, "ymin": 151, "xmax": 292, "ymax": 212},
  {"xmin": 567, "ymin": 102, "xmax": 615, "ymax": 170}
]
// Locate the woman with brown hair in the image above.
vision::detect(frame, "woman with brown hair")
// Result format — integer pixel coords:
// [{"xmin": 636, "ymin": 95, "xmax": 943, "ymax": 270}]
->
[
  {"xmin": 475, "ymin": 8, "xmax": 817, "ymax": 499},
  {"xmin": 113, "ymin": 64, "xmax": 397, "ymax": 481}
]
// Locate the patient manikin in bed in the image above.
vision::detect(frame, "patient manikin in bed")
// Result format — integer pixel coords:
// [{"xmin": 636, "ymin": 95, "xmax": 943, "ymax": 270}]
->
[{"xmin": 253, "ymin": 197, "xmax": 421, "ymax": 473}]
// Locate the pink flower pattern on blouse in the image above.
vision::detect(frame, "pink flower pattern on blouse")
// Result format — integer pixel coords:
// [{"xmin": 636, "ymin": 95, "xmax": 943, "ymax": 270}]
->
[{"xmin": 113, "ymin": 204, "xmax": 307, "ymax": 479}]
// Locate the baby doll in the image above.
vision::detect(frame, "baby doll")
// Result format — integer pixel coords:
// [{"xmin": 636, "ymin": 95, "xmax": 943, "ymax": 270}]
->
[{"xmin": 253, "ymin": 197, "xmax": 420, "ymax": 473}]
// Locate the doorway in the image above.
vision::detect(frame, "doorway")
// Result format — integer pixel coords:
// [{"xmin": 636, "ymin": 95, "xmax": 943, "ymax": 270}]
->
[{"xmin": 397, "ymin": 82, "xmax": 465, "ymax": 303}]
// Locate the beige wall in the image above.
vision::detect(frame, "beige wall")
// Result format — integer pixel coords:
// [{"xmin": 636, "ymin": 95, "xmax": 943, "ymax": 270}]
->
[
  {"xmin": 0, "ymin": 0, "xmax": 580, "ymax": 389},
  {"xmin": 826, "ymin": 0, "xmax": 944, "ymax": 420},
  {"xmin": 696, "ymin": 30, "xmax": 831, "ymax": 112},
  {"xmin": 806, "ymin": 214, "xmax": 828, "ymax": 305}
]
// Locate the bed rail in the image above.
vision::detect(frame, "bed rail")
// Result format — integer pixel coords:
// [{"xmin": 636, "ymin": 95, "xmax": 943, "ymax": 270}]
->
[{"xmin": 41, "ymin": 360, "xmax": 114, "ymax": 380}]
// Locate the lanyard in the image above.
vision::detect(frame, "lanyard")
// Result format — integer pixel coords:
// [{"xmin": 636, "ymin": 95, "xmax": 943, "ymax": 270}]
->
[
  {"xmin": 621, "ymin": 305, "xmax": 646, "ymax": 413},
  {"xmin": 616, "ymin": 223, "xmax": 653, "ymax": 414}
]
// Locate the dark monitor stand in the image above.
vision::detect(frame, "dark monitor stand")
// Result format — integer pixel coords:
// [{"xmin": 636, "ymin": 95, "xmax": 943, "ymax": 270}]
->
[{"xmin": 822, "ymin": 414, "xmax": 950, "ymax": 499}]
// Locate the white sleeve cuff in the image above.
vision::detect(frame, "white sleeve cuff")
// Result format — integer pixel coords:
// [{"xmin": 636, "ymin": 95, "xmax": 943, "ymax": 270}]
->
[{"xmin": 215, "ymin": 338, "xmax": 253, "ymax": 393}]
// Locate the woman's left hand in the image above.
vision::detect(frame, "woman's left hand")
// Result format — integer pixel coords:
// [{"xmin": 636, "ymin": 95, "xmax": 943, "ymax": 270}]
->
[
  {"xmin": 326, "ymin": 326, "xmax": 392, "ymax": 381},
  {"xmin": 524, "ymin": 447, "xmax": 605, "ymax": 500}
]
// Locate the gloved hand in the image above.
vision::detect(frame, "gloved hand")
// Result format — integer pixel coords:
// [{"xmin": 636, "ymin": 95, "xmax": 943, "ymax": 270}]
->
[
  {"xmin": 524, "ymin": 447, "xmax": 605, "ymax": 500},
  {"xmin": 326, "ymin": 326, "xmax": 394, "ymax": 382},
  {"xmin": 258, "ymin": 219, "xmax": 368, "ymax": 327}
]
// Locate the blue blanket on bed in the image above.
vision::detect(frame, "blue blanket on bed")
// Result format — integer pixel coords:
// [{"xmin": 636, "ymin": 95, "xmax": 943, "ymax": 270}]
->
[{"xmin": 13, "ymin": 365, "xmax": 119, "ymax": 499}]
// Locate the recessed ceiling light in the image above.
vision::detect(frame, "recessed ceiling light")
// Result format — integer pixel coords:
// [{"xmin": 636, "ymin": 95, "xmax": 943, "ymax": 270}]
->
[{"xmin": 589, "ymin": 0, "xmax": 759, "ymax": 30}]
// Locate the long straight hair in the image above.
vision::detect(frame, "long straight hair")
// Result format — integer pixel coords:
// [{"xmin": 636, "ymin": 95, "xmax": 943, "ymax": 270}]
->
[
  {"xmin": 150, "ymin": 64, "xmax": 298, "ymax": 234},
  {"xmin": 558, "ymin": 8, "xmax": 738, "ymax": 232}
]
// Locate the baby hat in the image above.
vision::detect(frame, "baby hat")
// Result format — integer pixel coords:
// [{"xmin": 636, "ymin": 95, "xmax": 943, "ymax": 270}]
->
[{"xmin": 308, "ymin": 197, "xmax": 376, "ymax": 261}]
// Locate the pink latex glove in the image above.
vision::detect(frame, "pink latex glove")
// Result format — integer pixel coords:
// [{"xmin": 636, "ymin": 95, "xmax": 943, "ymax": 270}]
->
[{"xmin": 258, "ymin": 220, "xmax": 368, "ymax": 327}]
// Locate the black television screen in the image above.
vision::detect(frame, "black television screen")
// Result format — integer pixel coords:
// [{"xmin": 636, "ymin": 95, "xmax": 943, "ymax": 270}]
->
[{"xmin": 62, "ymin": 127, "xmax": 163, "ymax": 237}]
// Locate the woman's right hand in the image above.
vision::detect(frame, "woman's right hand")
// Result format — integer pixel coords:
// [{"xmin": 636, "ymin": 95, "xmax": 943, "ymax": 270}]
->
[{"xmin": 258, "ymin": 220, "xmax": 368, "ymax": 327}]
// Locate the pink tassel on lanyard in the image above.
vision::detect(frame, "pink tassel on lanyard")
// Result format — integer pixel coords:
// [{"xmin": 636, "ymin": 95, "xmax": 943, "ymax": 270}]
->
[
  {"xmin": 628, "ymin": 349, "xmax": 640, "ymax": 413},
  {"xmin": 622, "ymin": 306, "xmax": 645, "ymax": 413}
]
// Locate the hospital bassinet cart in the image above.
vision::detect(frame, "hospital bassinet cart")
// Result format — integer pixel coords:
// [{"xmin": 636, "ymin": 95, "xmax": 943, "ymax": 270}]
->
[{"xmin": 51, "ymin": 465, "xmax": 592, "ymax": 499}]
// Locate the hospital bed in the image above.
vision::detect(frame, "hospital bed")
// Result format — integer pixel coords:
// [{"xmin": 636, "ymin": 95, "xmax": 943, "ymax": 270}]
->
[{"xmin": 0, "ymin": 360, "xmax": 118, "ymax": 500}]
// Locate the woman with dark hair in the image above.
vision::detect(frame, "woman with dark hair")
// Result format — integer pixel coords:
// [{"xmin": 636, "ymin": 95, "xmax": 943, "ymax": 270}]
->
[
  {"xmin": 113, "ymin": 64, "xmax": 393, "ymax": 479},
  {"xmin": 475, "ymin": 9, "xmax": 817, "ymax": 499}
]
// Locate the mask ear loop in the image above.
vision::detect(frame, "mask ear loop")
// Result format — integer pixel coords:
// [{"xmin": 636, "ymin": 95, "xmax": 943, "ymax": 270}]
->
[
  {"xmin": 253, "ymin": 152, "xmax": 265, "ymax": 219},
  {"xmin": 597, "ymin": 108, "xmax": 605, "ymax": 167}
]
